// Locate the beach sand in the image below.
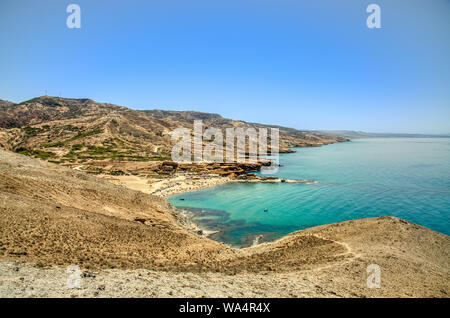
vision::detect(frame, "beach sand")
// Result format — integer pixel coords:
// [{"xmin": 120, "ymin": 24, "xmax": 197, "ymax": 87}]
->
[{"xmin": 99, "ymin": 173, "xmax": 232, "ymax": 197}]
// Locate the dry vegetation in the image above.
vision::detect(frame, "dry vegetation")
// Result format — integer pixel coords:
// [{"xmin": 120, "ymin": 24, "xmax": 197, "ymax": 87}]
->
[
  {"xmin": 0, "ymin": 96, "xmax": 347, "ymax": 176},
  {"xmin": 0, "ymin": 149, "xmax": 449, "ymax": 297}
]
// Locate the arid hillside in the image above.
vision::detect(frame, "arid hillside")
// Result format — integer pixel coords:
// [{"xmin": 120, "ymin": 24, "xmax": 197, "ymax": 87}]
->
[
  {"xmin": 0, "ymin": 149, "xmax": 449, "ymax": 297},
  {"xmin": 0, "ymin": 96, "xmax": 347, "ymax": 175}
]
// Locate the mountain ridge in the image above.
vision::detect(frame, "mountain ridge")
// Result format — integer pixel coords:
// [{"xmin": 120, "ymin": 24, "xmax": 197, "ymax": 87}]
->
[{"xmin": 0, "ymin": 96, "xmax": 348, "ymax": 175}]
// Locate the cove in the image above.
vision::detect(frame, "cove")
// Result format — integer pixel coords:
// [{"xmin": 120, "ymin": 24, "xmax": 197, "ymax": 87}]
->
[{"xmin": 168, "ymin": 138, "xmax": 450, "ymax": 247}]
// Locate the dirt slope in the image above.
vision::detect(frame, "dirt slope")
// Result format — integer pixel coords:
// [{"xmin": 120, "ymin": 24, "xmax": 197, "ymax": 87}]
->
[{"xmin": 0, "ymin": 149, "xmax": 448, "ymax": 297}]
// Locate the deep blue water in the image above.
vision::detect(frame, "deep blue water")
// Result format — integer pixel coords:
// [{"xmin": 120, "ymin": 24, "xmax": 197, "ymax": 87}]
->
[{"xmin": 168, "ymin": 138, "xmax": 450, "ymax": 247}]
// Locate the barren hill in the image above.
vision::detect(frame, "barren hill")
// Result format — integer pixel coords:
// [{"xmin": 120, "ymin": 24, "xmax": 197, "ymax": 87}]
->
[
  {"xmin": 0, "ymin": 96, "xmax": 347, "ymax": 175},
  {"xmin": 0, "ymin": 149, "xmax": 448, "ymax": 297}
]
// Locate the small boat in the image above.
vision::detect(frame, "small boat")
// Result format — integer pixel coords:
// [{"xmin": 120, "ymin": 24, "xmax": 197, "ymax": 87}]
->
[
  {"xmin": 179, "ymin": 198, "xmax": 185, "ymax": 201},
  {"xmin": 264, "ymin": 208, "xmax": 268, "ymax": 212}
]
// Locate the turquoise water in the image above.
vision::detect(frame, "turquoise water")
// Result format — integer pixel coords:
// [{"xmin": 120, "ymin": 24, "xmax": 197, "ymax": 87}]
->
[{"xmin": 168, "ymin": 138, "xmax": 450, "ymax": 247}]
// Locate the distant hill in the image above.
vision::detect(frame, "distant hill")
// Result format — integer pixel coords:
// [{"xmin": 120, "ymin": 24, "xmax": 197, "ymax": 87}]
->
[
  {"xmin": 315, "ymin": 130, "xmax": 450, "ymax": 139},
  {"xmin": 0, "ymin": 96, "xmax": 347, "ymax": 172}
]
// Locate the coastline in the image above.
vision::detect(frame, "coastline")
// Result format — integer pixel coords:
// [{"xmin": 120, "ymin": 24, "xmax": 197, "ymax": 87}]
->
[
  {"xmin": 99, "ymin": 172, "xmax": 317, "ymax": 198},
  {"xmin": 98, "ymin": 173, "xmax": 233, "ymax": 197},
  {"xmin": 97, "ymin": 173, "xmax": 235, "ymax": 239},
  {"xmin": 1, "ymin": 148, "xmax": 449, "ymax": 297},
  {"xmin": 98, "ymin": 169, "xmax": 320, "ymax": 246}
]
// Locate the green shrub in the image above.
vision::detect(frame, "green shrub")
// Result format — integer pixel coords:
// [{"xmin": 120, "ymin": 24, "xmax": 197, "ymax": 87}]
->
[
  {"xmin": 110, "ymin": 170, "xmax": 125, "ymax": 176},
  {"xmin": 63, "ymin": 151, "xmax": 77, "ymax": 158},
  {"xmin": 22, "ymin": 126, "xmax": 42, "ymax": 137},
  {"xmin": 17, "ymin": 149, "xmax": 56, "ymax": 160},
  {"xmin": 42, "ymin": 141, "xmax": 65, "ymax": 148},
  {"xmin": 68, "ymin": 128, "xmax": 103, "ymax": 142},
  {"xmin": 71, "ymin": 144, "xmax": 83, "ymax": 151}
]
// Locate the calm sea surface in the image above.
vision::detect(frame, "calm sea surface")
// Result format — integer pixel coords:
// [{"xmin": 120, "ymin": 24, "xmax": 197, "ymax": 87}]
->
[{"xmin": 168, "ymin": 138, "xmax": 450, "ymax": 247}]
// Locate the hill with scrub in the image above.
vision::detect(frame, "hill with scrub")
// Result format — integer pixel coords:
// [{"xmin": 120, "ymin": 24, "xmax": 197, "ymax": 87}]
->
[{"xmin": 0, "ymin": 96, "xmax": 348, "ymax": 175}]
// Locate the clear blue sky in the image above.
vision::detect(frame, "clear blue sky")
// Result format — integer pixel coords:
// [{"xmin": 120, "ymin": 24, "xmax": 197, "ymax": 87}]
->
[{"xmin": 0, "ymin": 0, "xmax": 449, "ymax": 134}]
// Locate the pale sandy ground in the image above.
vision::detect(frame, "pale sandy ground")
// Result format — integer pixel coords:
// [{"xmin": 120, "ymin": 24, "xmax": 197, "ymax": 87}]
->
[
  {"xmin": 0, "ymin": 260, "xmax": 344, "ymax": 298},
  {"xmin": 99, "ymin": 173, "xmax": 315, "ymax": 198},
  {"xmin": 0, "ymin": 255, "xmax": 441, "ymax": 298},
  {"xmin": 100, "ymin": 174, "xmax": 231, "ymax": 197}
]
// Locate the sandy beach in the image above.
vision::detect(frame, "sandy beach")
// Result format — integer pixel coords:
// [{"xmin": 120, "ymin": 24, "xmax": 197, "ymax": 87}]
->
[
  {"xmin": 99, "ymin": 173, "xmax": 232, "ymax": 197},
  {"xmin": 99, "ymin": 173, "xmax": 317, "ymax": 199}
]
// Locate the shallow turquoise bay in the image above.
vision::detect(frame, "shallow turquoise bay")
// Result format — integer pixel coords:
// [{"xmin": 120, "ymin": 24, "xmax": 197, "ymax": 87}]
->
[{"xmin": 168, "ymin": 138, "xmax": 450, "ymax": 247}]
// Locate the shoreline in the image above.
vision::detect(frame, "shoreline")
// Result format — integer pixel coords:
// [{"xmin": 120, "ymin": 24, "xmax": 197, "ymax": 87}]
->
[
  {"xmin": 98, "ymin": 173, "xmax": 233, "ymax": 197},
  {"xmin": 97, "ymin": 173, "xmax": 234, "ymax": 240},
  {"xmin": 99, "ymin": 172, "xmax": 318, "ymax": 198},
  {"xmin": 98, "ymin": 171, "xmax": 320, "ymax": 246}
]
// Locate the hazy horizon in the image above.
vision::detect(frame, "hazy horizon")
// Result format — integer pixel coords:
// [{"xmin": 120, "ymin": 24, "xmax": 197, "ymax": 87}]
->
[{"xmin": 1, "ymin": 0, "xmax": 449, "ymax": 134}]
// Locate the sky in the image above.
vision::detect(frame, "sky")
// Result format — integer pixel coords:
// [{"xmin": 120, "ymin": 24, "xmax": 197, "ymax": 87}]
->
[{"xmin": 0, "ymin": 0, "xmax": 449, "ymax": 134}]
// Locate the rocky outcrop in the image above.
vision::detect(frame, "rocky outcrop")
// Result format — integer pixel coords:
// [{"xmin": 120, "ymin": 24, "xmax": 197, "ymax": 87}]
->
[
  {"xmin": 177, "ymin": 162, "xmax": 263, "ymax": 177},
  {"xmin": 154, "ymin": 160, "xmax": 267, "ymax": 177},
  {"xmin": 159, "ymin": 161, "xmax": 179, "ymax": 174}
]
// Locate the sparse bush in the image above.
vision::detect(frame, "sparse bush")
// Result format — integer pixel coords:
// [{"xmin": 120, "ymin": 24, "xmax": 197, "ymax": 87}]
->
[
  {"xmin": 63, "ymin": 151, "xmax": 77, "ymax": 158},
  {"xmin": 68, "ymin": 128, "xmax": 103, "ymax": 142},
  {"xmin": 110, "ymin": 170, "xmax": 125, "ymax": 175},
  {"xmin": 17, "ymin": 148, "xmax": 56, "ymax": 160},
  {"xmin": 71, "ymin": 144, "xmax": 83, "ymax": 151},
  {"xmin": 22, "ymin": 126, "xmax": 42, "ymax": 137},
  {"xmin": 42, "ymin": 141, "xmax": 65, "ymax": 148}
]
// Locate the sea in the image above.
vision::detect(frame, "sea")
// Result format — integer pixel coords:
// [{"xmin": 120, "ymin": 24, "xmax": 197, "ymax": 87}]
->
[{"xmin": 168, "ymin": 138, "xmax": 450, "ymax": 247}]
